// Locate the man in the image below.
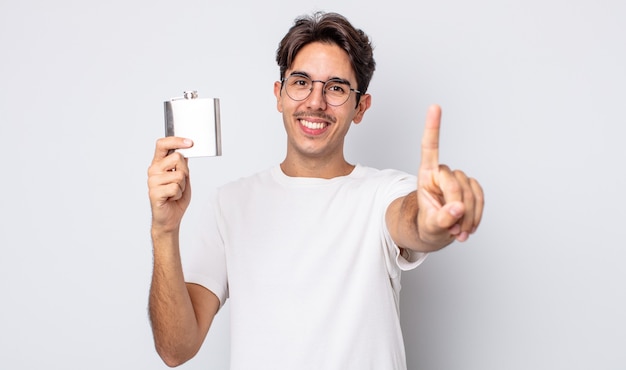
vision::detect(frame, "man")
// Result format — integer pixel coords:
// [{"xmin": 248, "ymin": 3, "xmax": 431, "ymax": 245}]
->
[{"xmin": 147, "ymin": 11, "xmax": 484, "ymax": 370}]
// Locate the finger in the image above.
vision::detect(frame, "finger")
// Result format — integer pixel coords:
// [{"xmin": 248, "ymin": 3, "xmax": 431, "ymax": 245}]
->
[
  {"xmin": 148, "ymin": 168, "xmax": 188, "ymax": 189},
  {"xmin": 148, "ymin": 171, "xmax": 188, "ymax": 202},
  {"xmin": 148, "ymin": 151, "xmax": 189, "ymax": 177},
  {"xmin": 419, "ymin": 105, "xmax": 442, "ymax": 175},
  {"xmin": 417, "ymin": 187, "xmax": 459, "ymax": 243},
  {"xmin": 152, "ymin": 137, "xmax": 193, "ymax": 162},
  {"xmin": 162, "ymin": 153, "xmax": 190, "ymax": 175},
  {"xmin": 437, "ymin": 201, "xmax": 465, "ymax": 230},
  {"xmin": 453, "ymin": 170, "xmax": 475, "ymax": 235},
  {"xmin": 438, "ymin": 165, "xmax": 464, "ymax": 206},
  {"xmin": 167, "ymin": 177, "xmax": 187, "ymax": 201},
  {"xmin": 157, "ymin": 182, "xmax": 185, "ymax": 202},
  {"xmin": 469, "ymin": 178, "xmax": 485, "ymax": 233},
  {"xmin": 148, "ymin": 157, "xmax": 189, "ymax": 191},
  {"xmin": 418, "ymin": 165, "xmax": 464, "ymax": 232}
]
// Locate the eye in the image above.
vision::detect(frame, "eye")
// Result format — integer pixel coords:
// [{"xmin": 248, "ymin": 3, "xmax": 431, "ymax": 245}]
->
[
  {"xmin": 326, "ymin": 80, "xmax": 348, "ymax": 94},
  {"xmin": 290, "ymin": 76, "xmax": 311, "ymax": 88}
]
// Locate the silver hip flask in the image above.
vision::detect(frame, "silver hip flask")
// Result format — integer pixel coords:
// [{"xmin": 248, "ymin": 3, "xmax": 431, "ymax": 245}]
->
[{"xmin": 164, "ymin": 91, "xmax": 222, "ymax": 157}]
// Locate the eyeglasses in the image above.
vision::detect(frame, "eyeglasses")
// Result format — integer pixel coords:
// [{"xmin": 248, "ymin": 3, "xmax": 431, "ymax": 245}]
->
[{"xmin": 281, "ymin": 74, "xmax": 361, "ymax": 107}]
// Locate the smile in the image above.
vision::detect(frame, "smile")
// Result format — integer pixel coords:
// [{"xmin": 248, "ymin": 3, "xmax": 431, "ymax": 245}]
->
[{"xmin": 299, "ymin": 119, "xmax": 328, "ymax": 130}]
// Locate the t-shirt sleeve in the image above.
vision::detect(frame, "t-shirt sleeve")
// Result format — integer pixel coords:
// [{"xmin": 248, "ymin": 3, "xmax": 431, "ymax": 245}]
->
[
  {"xmin": 179, "ymin": 189, "xmax": 229, "ymax": 307},
  {"xmin": 380, "ymin": 170, "xmax": 428, "ymax": 274}
]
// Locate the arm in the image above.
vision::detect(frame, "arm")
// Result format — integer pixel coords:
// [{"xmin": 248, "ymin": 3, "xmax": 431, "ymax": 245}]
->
[
  {"xmin": 147, "ymin": 137, "xmax": 220, "ymax": 367},
  {"xmin": 386, "ymin": 105, "xmax": 485, "ymax": 253}
]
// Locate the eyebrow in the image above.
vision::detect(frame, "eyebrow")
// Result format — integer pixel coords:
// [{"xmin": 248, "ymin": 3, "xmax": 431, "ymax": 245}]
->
[{"xmin": 288, "ymin": 71, "xmax": 352, "ymax": 86}]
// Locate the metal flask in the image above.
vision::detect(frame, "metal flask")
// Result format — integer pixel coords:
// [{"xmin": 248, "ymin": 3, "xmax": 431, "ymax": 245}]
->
[{"xmin": 164, "ymin": 91, "xmax": 221, "ymax": 157}]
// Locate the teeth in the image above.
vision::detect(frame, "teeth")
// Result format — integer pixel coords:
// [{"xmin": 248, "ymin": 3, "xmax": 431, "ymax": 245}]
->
[{"xmin": 300, "ymin": 119, "xmax": 327, "ymax": 130}]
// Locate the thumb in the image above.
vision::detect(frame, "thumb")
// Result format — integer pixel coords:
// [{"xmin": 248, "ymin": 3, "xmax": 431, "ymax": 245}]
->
[{"xmin": 436, "ymin": 201, "xmax": 465, "ymax": 229}]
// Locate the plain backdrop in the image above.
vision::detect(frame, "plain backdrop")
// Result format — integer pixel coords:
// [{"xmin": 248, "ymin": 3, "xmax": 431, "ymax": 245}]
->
[{"xmin": 1, "ymin": 0, "xmax": 624, "ymax": 369}]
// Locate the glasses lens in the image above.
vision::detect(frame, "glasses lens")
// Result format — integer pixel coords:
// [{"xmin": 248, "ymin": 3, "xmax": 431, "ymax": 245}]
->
[
  {"xmin": 283, "ymin": 76, "xmax": 353, "ymax": 106},
  {"xmin": 324, "ymin": 80, "xmax": 350, "ymax": 106},
  {"xmin": 284, "ymin": 76, "xmax": 312, "ymax": 101}
]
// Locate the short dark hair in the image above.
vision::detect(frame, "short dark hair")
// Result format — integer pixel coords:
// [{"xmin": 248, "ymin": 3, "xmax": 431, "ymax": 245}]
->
[{"xmin": 276, "ymin": 12, "xmax": 376, "ymax": 97}]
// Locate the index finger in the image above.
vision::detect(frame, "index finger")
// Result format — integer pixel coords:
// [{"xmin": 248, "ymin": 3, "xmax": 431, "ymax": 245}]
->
[
  {"xmin": 152, "ymin": 137, "xmax": 193, "ymax": 162},
  {"xmin": 419, "ymin": 104, "xmax": 442, "ymax": 173}
]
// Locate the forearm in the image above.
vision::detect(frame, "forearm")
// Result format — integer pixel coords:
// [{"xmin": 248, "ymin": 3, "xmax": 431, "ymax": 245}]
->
[{"xmin": 149, "ymin": 229, "xmax": 203, "ymax": 367}]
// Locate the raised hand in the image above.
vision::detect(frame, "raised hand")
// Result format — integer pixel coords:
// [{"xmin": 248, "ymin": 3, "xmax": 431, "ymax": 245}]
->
[
  {"xmin": 417, "ymin": 105, "xmax": 484, "ymax": 246},
  {"xmin": 147, "ymin": 137, "xmax": 194, "ymax": 234}
]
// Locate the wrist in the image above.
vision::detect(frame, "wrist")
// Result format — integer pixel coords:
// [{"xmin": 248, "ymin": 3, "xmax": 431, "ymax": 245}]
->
[{"xmin": 151, "ymin": 225, "xmax": 180, "ymax": 245}]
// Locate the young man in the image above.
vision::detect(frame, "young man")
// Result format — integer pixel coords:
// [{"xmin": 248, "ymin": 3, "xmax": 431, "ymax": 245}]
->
[{"xmin": 147, "ymin": 11, "xmax": 484, "ymax": 370}]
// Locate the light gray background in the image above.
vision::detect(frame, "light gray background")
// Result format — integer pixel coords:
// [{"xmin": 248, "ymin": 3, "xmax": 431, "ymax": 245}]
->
[{"xmin": 1, "ymin": 0, "xmax": 624, "ymax": 369}]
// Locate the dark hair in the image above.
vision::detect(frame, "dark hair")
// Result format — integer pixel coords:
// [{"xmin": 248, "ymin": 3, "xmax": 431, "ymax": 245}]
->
[{"xmin": 276, "ymin": 12, "xmax": 376, "ymax": 98}]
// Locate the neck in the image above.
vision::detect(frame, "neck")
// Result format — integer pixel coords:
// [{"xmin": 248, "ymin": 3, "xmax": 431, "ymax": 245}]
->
[{"xmin": 280, "ymin": 156, "xmax": 355, "ymax": 179}]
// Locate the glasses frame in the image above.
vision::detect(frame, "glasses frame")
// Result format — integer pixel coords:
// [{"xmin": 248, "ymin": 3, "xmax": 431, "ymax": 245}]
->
[{"xmin": 281, "ymin": 73, "xmax": 362, "ymax": 107}]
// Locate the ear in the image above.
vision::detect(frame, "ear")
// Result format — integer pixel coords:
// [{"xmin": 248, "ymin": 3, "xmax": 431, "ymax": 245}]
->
[
  {"xmin": 274, "ymin": 81, "xmax": 283, "ymax": 113},
  {"xmin": 352, "ymin": 93, "xmax": 371, "ymax": 124}
]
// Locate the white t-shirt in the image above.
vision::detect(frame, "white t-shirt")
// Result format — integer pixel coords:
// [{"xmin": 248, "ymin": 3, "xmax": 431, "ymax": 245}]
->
[{"xmin": 181, "ymin": 164, "xmax": 427, "ymax": 370}]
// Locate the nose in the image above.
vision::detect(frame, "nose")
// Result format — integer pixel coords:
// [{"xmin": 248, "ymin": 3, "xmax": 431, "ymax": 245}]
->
[{"xmin": 305, "ymin": 81, "xmax": 327, "ymax": 110}]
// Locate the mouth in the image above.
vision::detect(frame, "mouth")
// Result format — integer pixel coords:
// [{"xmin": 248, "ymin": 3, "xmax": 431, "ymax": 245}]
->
[
  {"xmin": 294, "ymin": 112, "xmax": 335, "ymax": 135},
  {"xmin": 299, "ymin": 119, "xmax": 329, "ymax": 130}
]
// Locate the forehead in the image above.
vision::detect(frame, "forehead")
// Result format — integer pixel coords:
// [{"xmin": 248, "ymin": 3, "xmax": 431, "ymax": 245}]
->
[{"xmin": 289, "ymin": 41, "xmax": 356, "ymax": 81}]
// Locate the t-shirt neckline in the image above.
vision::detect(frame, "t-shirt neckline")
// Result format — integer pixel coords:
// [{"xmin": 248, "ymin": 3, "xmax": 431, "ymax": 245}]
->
[{"xmin": 271, "ymin": 163, "xmax": 366, "ymax": 186}]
